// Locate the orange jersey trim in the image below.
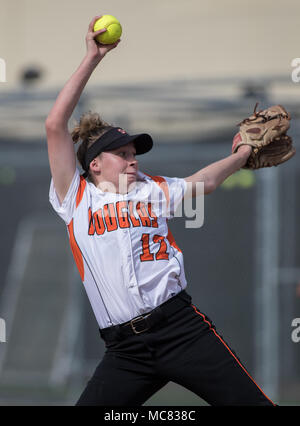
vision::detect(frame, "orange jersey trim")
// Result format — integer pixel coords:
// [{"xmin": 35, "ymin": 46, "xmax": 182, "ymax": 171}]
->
[
  {"xmin": 144, "ymin": 173, "xmax": 170, "ymax": 209},
  {"xmin": 191, "ymin": 304, "xmax": 276, "ymax": 406},
  {"xmin": 166, "ymin": 226, "xmax": 182, "ymax": 253},
  {"xmin": 76, "ymin": 175, "xmax": 87, "ymax": 208},
  {"xmin": 67, "ymin": 219, "xmax": 84, "ymax": 281}
]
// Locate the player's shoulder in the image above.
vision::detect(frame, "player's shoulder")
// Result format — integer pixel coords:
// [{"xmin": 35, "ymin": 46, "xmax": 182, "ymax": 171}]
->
[
  {"xmin": 137, "ymin": 170, "xmax": 152, "ymax": 181},
  {"xmin": 140, "ymin": 171, "xmax": 168, "ymax": 185},
  {"xmin": 141, "ymin": 172, "xmax": 185, "ymax": 189}
]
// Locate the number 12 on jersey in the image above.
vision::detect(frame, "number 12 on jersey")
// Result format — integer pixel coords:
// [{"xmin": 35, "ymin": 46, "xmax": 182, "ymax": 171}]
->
[{"xmin": 140, "ymin": 233, "xmax": 169, "ymax": 262}]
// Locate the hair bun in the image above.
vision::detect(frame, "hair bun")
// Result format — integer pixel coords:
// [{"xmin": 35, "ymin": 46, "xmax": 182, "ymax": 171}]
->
[{"xmin": 71, "ymin": 111, "xmax": 111, "ymax": 144}]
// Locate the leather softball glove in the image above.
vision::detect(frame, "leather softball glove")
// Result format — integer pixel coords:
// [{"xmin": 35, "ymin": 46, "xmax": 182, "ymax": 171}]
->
[{"xmin": 232, "ymin": 103, "xmax": 296, "ymax": 169}]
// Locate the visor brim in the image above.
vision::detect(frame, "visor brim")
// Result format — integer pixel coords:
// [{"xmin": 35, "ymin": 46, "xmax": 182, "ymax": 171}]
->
[{"xmin": 103, "ymin": 133, "xmax": 153, "ymax": 155}]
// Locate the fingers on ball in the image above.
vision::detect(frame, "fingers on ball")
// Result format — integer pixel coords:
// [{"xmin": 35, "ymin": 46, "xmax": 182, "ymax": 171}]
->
[
  {"xmin": 89, "ymin": 15, "xmax": 103, "ymax": 30},
  {"xmin": 94, "ymin": 28, "xmax": 107, "ymax": 35}
]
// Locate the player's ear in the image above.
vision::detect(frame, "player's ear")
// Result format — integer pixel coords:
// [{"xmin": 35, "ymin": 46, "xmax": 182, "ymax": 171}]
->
[{"xmin": 90, "ymin": 157, "xmax": 101, "ymax": 174}]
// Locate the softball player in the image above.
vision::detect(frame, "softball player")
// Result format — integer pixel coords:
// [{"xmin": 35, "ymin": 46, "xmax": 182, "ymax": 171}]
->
[{"xmin": 46, "ymin": 16, "xmax": 276, "ymax": 406}]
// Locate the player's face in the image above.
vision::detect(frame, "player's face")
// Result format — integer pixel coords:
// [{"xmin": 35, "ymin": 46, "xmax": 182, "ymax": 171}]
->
[{"xmin": 97, "ymin": 142, "xmax": 138, "ymax": 192}]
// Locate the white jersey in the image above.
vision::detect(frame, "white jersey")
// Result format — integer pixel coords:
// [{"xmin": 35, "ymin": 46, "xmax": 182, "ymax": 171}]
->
[{"xmin": 49, "ymin": 168, "xmax": 188, "ymax": 329}]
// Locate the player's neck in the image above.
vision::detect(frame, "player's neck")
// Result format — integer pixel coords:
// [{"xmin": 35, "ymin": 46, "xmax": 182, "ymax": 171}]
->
[{"xmin": 95, "ymin": 180, "xmax": 137, "ymax": 195}]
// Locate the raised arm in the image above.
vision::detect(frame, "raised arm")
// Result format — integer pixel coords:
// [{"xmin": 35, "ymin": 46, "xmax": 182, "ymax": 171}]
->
[
  {"xmin": 184, "ymin": 145, "xmax": 252, "ymax": 196},
  {"xmin": 45, "ymin": 16, "xmax": 121, "ymax": 204}
]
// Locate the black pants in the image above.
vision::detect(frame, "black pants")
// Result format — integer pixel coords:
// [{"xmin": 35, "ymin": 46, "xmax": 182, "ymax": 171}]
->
[{"xmin": 76, "ymin": 296, "xmax": 275, "ymax": 406}]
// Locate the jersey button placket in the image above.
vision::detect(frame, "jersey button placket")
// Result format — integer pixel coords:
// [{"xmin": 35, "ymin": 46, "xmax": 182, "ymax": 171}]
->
[{"xmin": 120, "ymin": 227, "xmax": 137, "ymax": 290}]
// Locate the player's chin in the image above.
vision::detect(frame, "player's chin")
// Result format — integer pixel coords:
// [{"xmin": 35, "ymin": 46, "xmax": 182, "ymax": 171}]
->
[{"xmin": 126, "ymin": 172, "xmax": 137, "ymax": 182}]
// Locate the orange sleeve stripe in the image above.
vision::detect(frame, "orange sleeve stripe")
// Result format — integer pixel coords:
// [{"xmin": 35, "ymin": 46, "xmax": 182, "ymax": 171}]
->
[
  {"xmin": 191, "ymin": 304, "xmax": 276, "ymax": 406},
  {"xmin": 144, "ymin": 173, "xmax": 170, "ymax": 208},
  {"xmin": 67, "ymin": 219, "xmax": 84, "ymax": 281},
  {"xmin": 76, "ymin": 175, "xmax": 87, "ymax": 208},
  {"xmin": 166, "ymin": 227, "xmax": 182, "ymax": 252}
]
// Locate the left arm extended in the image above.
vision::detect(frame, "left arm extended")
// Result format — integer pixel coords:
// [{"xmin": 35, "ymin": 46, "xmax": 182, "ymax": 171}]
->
[{"xmin": 184, "ymin": 146, "xmax": 251, "ymax": 196}]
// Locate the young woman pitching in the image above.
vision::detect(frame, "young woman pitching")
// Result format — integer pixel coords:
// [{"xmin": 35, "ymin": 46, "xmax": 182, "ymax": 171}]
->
[{"xmin": 45, "ymin": 16, "xmax": 275, "ymax": 406}]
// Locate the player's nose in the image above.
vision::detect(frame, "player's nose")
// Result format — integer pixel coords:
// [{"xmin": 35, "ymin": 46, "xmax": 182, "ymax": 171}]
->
[{"xmin": 128, "ymin": 156, "xmax": 138, "ymax": 167}]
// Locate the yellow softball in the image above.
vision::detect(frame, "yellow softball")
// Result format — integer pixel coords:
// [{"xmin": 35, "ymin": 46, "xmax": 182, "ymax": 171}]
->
[{"xmin": 93, "ymin": 15, "xmax": 122, "ymax": 44}]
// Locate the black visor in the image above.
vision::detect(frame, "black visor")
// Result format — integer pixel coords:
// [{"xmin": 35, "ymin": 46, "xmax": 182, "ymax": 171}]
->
[{"xmin": 83, "ymin": 127, "xmax": 153, "ymax": 173}]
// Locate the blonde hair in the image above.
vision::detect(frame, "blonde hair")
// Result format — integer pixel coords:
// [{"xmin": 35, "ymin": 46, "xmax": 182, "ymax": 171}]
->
[{"xmin": 71, "ymin": 111, "xmax": 114, "ymax": 179}]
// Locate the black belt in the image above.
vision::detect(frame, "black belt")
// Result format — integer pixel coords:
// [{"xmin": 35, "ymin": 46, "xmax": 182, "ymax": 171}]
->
[{"xmin": 99, "ymin": 290, "xmax": 192, "ymax": 341}]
